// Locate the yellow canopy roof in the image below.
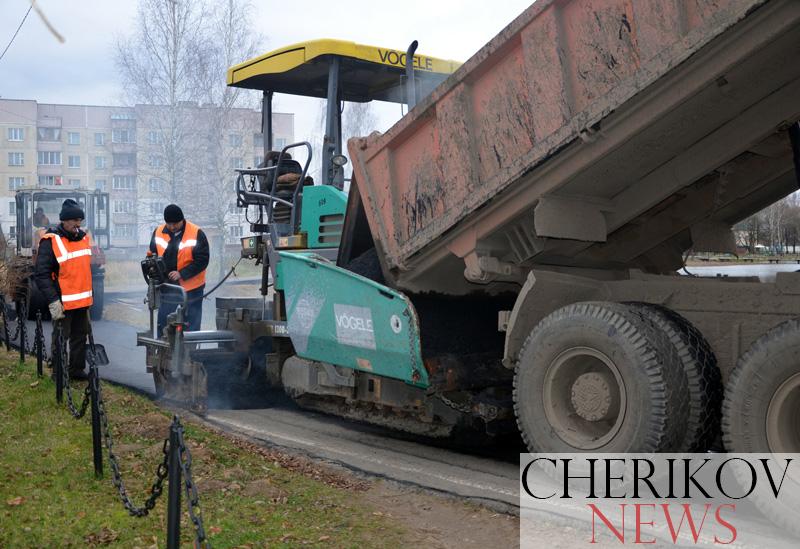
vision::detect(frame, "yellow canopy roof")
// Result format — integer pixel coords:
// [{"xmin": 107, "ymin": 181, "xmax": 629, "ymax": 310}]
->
[{"xmin": 227, "ymin": 39, "xmax": 460, "ymax": 103}]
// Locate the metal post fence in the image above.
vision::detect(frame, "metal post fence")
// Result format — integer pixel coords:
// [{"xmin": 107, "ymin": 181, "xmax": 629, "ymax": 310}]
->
[
  {"xmin": 90, "ymin": 359, "xmax": 103, "ymax": 478},
  {"xmin": 166, "ymin": 418, "xmax": 182, "ymax": 549},
  {"xmin": 35, "ymin": 312, "xmax": 43, "ymax": 377},
  {"xmin": 1, "ymin": 299, "xmax": 9, "ymax": 352},
  {"xmin": 54, "ymin": 323, "xmax": 63, "ymax": 404},
  {"xmin": 18, "ymin": 305, "xmax": 25, "ymax": 364}
]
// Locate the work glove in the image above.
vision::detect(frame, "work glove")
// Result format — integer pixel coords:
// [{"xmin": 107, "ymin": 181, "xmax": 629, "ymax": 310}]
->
[{"xmin": 49, "ymin": 300, "xmax": 65, "ymax": 321}]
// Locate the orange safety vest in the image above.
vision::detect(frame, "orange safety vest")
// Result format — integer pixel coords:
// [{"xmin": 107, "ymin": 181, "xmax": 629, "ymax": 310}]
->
[
  {"xmin": 153, "ymin": 221, "xmax": 207, "ymax": 291},
  {"xmin": 41, "ymin": 232, "xmax": 93, "ymax": 310}
]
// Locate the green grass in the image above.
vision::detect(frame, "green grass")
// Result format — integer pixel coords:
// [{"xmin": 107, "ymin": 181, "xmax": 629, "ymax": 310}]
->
[{"xmin": 0, "ymin": 352, "xmax": 404, "ymax": 548}]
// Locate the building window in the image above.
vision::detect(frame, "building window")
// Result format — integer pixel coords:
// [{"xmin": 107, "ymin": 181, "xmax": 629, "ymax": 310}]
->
[
  {"xmin": 113, "ymin": 200, "xmax": 135, "ymax": 214},
  {"xmin": 8, "ymin": 177, "xmax": 24, "ymax": 190},
  {"xmin": 230, "ymin": 157, "xmax": 243, "ymax": 170},
  {"xmin": 7, "ymin": 128, "xmax": 24, "ymax": 141},
  {"xmin": 111, "ymin": 129, "xmax": 134, "ymax": 144},
  {"xmin": 9, "ymin": 201, "xmax": 16, "ymax": 216},
  {"xmin": 112, "ymin": 176, "xmax": 135, "ymax": 190},
  {"xmin": 95, "ymin": 156, "xmax": 107, "ymax": 169},
  {"xmin": 68, "ymin": 155, "xmax": 81, "ymax": 168},
  {"xmin": 147, "ymin": 131, "xmax": 163, "ymax": 145},
  {"xmin": 148, "ymin": 154, "xmax": 163, "ymax": 168},
  {"xmin": 68, "ymin": 179, "xmax": 80, "ymax": 188},
  {"xmin": 95, "ymin": 179, "xmax": 107, "ymax": 191},
  {"xmin": 38, "ymin": 175, "xmax": 62, "ymax": 187},
  {"xmin": 8, "ymin": 226, "xmax": 16, "ymax": 238},
  {"xmin": 94, "ymin": 132, "xmax": 105, "ymax": 146},
  {"xmin": 112, "ymin": 223, "xmax": 136, "ymax": 238},
  {"xmin": 37, "ymin": 127, "xmax": 61, "ymax": 142},
  {"xmin": 229, "ymin": 225, "xmax": 243, "ymax": 238},
  {"xmin": 229, "ymin": 133, "xmax": 243, "ymax": 147},
  {"xmin": 148, "ymin": 178, "xmax": 164, "ymax": 193},
  {"xmin": 113, "ymin": 153, "xmax": 135, "ymax": 168},
  {"xmin": 254, "ymin": 133, "xmax": 264, "ymax": 148},
  {"xmin": 149, "ymin": 202, "xmax": 166, "ymax": 215},
  {"xmin": 38, "ymin": 151, "xmax": 62, "ymax": 165},
  {"xmin": 68, "ymin": 132, "xmax": 80, "ymax": 145},
  {"xmin": 8, "ymin": 152, "xmax": 24, "ymax": 166},
  {"xmin": 274, "ymin": 137, "xmax": 287, "ymax": 150},
  {"xmin": 254, "ymin": 156, "xmax": 264, "ymax": 167}
]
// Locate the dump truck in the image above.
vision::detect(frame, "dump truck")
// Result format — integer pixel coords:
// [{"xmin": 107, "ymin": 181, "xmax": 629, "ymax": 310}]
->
[
  {"xmin": 143, "ymin": 0, "xmax": 800, "ymax": 454},
  {"xmin": 1, "ymin": 187, "xmax": 110, "ymax": 321}
]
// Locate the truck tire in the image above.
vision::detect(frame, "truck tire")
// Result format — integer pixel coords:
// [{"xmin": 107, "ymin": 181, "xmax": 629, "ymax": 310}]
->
[
  {"xmin": 722, "ymin": 318, "xmax": 800, "ymax": 453},
  {"xmin": 514, "ymin": 301, "xmax": 687, "ymax": 453},
  {"xmin": 628, "ymin": 303, "xmax": 722, "ymax": 451},
  {"xmin": 90, "ymin": 278, "xmax": 104, "ymax": 321},
  {"xmin": 722, "ymin": 318, "xmax": 800, "ymax": 538}
]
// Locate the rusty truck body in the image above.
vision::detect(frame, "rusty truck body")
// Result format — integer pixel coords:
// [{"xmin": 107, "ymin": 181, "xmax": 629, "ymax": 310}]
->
[{"xmin": 339, "ymin": 0, "xmax": 800, "ymax": 453}]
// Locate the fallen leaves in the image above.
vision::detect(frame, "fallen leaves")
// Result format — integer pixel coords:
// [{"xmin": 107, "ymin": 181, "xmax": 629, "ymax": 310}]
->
[
  {"xmin": 6, "ymin": 496, "xmax": 24, "ymax": 506},
  {"xmin": 83, "ymin": 526, "xmax": 118, "ymax": 545}
]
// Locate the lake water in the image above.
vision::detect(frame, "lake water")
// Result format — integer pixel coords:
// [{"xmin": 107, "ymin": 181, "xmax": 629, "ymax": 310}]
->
[{"xmin": 685, "ymin": 263, "xmax": 800, "ymax": 282}]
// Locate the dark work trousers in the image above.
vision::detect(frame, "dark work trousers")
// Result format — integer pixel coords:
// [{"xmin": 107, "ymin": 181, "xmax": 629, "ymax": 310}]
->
[
  {"xmin": 157, "ymin": 285, "xmax": 204, "ymax": 335},
  {"xmin": 52, "ymin": 307, "xmax": 90, "ymax": 374}
]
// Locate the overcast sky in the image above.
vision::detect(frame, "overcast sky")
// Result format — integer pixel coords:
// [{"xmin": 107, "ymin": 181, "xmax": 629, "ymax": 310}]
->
[{"xmin": 1, "ymin": 0, "xmax": 533, "ymax": 140}]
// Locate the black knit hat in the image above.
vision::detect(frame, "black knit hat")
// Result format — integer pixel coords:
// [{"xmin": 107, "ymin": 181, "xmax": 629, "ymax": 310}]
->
[
  {"xmin": 163, "ymin": 204, "xmax": 184, "ymax": 223},
  {"xmin": 59, "ymin": 199, "xmax": 85, "ymax": 221}
]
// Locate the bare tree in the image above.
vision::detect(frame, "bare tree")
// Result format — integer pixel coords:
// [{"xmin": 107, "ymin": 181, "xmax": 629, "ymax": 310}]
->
[
  {"xmin": 116, "ymin": 0, "xmax": 263, "ymax": 278},
  {"xmin": 341, "ymin": 102, "xmax": 378, "ymax": 190},
  {"xmin": 311, "ymin": 100, "xmax": 378, "ymax": 188},
  {"xmin": 116, "ymin": 0, "xmax": 209, "ymax": 206},
  {"xmin": 192, "ymin": 0, "xmax": 262, "ymax": 278}
]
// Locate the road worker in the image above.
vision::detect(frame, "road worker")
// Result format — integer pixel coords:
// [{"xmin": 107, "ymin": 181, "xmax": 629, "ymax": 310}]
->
[
  {"xmin": 34, "ymin": 199, "xmax": 93, "ymax": 380},
  {"xmin": 148, "ymin": 204, "xmax": 209, "ymax": 333}
]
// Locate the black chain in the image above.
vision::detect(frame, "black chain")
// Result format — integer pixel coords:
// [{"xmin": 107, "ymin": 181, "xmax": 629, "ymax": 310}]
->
[
  {"xmin": 7, "ymin": 300, "xmax": 23, "ymax": 342},
  {"xmin": 34, "ymin": 312, "xmax": 49, "ymax": 362},
  {"xmin": 176, "ymin": 425, "xmax": 210, "ymax": 548},
  {"xmin": 0, "ymin": 299, "xmax": 8, "ymax": 349},
  {"xmin": 94, "ymin": 361, "xmax": 170, "ymax": 517},
  {"xmin": 54, "ymin": 322, "xmax": 91, "ymax": 419},
  {"xmin": 17, "ymin": 299, "xmax": 28, "ymax": 352}
]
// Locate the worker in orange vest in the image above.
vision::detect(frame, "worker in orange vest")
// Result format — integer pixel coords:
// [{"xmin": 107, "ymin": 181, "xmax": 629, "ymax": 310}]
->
[
  {"xmin": 148, "ymin": 204, "xmax": 209, "ymax": 333},
  {"xmin": 34, "ymin": 199, "xmax": 93, "ymax": 380}
]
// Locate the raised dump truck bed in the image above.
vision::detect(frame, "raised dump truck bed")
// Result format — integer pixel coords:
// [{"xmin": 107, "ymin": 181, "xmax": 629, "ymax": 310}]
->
[{"xmin": 349, "ymin": 0, "xmax": 800, "ymax": 294}]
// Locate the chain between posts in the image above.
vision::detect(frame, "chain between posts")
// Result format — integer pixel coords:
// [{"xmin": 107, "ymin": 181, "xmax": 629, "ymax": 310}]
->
[
  {"xmin": 54, "ymin": 322, "xmax": 91, "ymax": 419},
  {"xmin": 176, "ymin": 423, "xmax": 210, "ymax": 548},
  {"xmin": 94, "ymin": 355, "xmax": 171, "ymax": 517}
]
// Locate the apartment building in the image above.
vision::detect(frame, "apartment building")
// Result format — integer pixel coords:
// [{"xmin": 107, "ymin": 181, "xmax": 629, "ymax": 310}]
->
[{"xmin": 0, "ymin": 98, "xmax": 294, "ymax": 249}]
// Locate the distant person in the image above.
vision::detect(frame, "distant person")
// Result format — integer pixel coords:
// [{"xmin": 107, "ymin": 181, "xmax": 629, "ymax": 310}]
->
[
  {"xmin": 32, "ymin": 207, "xmax": 50, "ymax": 227},
  {"xmin": 147, "ymin": 204, "xmax": 209, "ymax": 333},
  {"xmin": 34, "ymin": 199, "xmax": 93, "ymax": 380}
]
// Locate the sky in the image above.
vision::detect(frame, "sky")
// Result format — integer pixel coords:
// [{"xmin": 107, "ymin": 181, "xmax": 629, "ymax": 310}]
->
[{"xmin": 0, "ymin": 0, "xmax": 533, "ymax": 148}]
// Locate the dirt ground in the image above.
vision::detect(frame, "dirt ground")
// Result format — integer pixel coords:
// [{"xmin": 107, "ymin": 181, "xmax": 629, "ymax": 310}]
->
[{"xmin": 361, "ymin": 482, "xmax": 520, "ymax": 548}]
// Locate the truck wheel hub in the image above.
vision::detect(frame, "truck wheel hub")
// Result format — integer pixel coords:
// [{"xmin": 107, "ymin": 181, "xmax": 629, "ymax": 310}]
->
[
  {"xmin": 571, "ymin": 372, "xmax": 613, "ymax": 421},
  {"xmin": 543, "ymin": 347, "xmax": 626, "ymax": 450}
]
